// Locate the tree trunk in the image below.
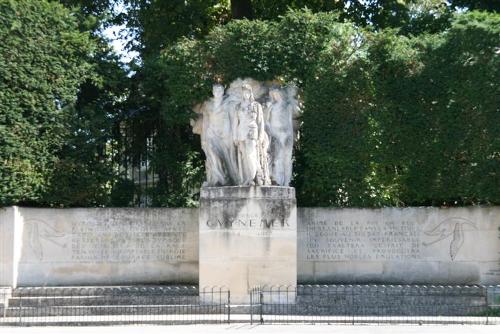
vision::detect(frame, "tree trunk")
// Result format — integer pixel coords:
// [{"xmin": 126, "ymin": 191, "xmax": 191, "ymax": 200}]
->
[{"xmin": 231, "ymin": 0, "xmax": 253, "ymax": 19}]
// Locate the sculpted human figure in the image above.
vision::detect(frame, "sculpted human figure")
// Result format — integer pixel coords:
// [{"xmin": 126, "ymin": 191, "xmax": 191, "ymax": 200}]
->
[
  {"xmin": 200, "ymin": 84, "xmax": 231, "ymax": 186},
  {"xmin": 233, "ymin": 84, "xmax": 270, "ymax": 186},
  {"xmin": 265, "ymin": 88, "xmax": 294, "ymax": 186},
  {"xmin": 191, "ymin": 79, "xmax": 299, "ymax": 187}
]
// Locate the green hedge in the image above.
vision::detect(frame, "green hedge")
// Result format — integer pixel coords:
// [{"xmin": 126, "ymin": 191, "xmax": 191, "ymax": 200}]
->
[
  {"xmin": 159, "ymin": 10, "xmax": 499, "ymax": 207},
  {"xmin": 0, "ymin": 0, "xmax": 95, "ymax": 206}
]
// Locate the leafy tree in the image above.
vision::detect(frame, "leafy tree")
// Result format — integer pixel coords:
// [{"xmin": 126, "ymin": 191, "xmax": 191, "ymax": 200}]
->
[
  {"xmin": 112, "ymin": 0, "xmax": 232, "ymax": 207},
  {"xmin": 0, "ymin": 0, "xmax": 96, "ymax": 206},
  {"xmin": 406, "ymin": 11, "xmax": 499, "ymax": 205},
  {"xmin": 28, "ymin": 0, "xmax": 132, "ymax": 207},
  {"xmin": 7, "ymin": 1, "xmax": 493, "ymax": 208},
  {"xmin": 369, "ymin": 11, "xmax": 500, "ymax": 206},
  {"xmin": 157, "ymin": 10, "xmax": 499, "ymax": 207},
  {"xmin": 122, "ymin": 0, "xmax": 230, "ymax": 57},
  {"xmin": 93, "ymin": 0, "xmax": 470, "ymax": 208},
  {"xmin": 44, "ymin": 47, "xmax": 128, "ymax": 207},
  {"xmin": 58, "ymin": 0, "xmax": 115, "ymax": 16},
  {"xmin": 248, "ymin": 0, "xmax": 453, "ymax": 34},
  {"xmin": 449, "ymin": 0, "xmax": 500, "ymax": 12},
  {"xmin": 232, "ymin": 0, "xmax": 253, "ymax": 18}
]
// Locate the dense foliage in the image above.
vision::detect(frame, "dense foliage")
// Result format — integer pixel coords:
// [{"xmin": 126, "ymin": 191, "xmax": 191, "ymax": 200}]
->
[
  {"xmin": 158, "ymin": 10, "xmax": 499, "ymax": 207},
  {"xmin": 43, "ymin": 47, "xmax": 128, "ymax": 207},
  {"xmin": 1, "ymin": 1, "xmax": 498, "ymax": 208},
  {"xmin": 0, "ymin": 0, "xmax": 96, "ymax": 205}
]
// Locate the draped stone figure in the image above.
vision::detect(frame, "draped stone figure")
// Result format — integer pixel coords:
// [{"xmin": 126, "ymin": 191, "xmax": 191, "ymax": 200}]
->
[
  {"xmin": 191, "ymin": 84, "xmax": 231, "ymax": 186},
  {"xmin": 265, "ymin": 86, "xmax": 301, "ymax": 186},
  {"xmin": 265, "ymin": 88, "xmax": 291, "ymax": 186},
  {"xmin": 233, "ymin": 84, "xmax": 270, "ymax": 186},
  {"xmin": 191, "ymin": 78, "xmax": 300, "ymax": 187}
]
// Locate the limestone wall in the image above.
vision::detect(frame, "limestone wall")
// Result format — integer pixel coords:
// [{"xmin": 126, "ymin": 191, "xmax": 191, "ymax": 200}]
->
[
  {"xmin": 298, "ymin": 207, "xmax": 500, "ymax": 285},
  {"xmin": 12, "ymin": 207, "xmax": 199, "ymax": 286},
  {"xmin": 0, "ymin": 206, "xmax": 499, "ymax": 287},
  {"xmin": 0, "ymin": 207, "xmax": 21, "ymax": 287}
]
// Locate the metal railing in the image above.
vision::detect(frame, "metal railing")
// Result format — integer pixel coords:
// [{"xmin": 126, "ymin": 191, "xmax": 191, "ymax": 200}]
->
[
  {"xmin": 1, "ymin": 284, "xmax": 499, "ymax": 326},
  {"xmin": 0, "ymin": 286, "xmax": 230, "ymax": 326},
  {"xmin": 250, "ymin": 285, "xmax": 500, "ymax": 325}
]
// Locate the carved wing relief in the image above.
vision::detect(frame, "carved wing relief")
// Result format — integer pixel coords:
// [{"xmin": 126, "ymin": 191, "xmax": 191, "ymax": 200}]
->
[{"xmin": 423, "ymin": 217, "xmax": 477, "ymax": 261}]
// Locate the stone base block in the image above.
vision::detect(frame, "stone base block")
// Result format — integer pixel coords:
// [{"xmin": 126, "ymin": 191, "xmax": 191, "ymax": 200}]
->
[{"xmin": 199, "ymin": 186, "xmax": 297, "ymax": 304}]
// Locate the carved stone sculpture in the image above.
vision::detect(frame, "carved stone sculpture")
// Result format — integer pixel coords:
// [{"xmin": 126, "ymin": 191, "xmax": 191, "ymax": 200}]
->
[
  {"xmin": 191, "ymin": 78, "xmax": 300, "ymax": 187},
  {"xmin": 233, "ymin": 84, "xmax": 270, "ymax": 185},
  {"xmin": 265, "ymin": 88, "xmax": 292, "ymax": 186},
  {"xmin": 192, "ymin": 85, "xmax": 231, "ymax": 186}
]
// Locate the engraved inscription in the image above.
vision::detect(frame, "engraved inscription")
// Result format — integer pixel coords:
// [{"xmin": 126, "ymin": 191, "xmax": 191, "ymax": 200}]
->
[
  {"xmin": 70, "ymin": 218, "xmax": 187, "ymax": 263},
  {"xmin": 206, "ymin": 217, "xmax": 290, "ymax": 229},
  {"xmin": 304, "ymin": 220, "xmax": 421, "ymax": 261},
  {"xmin": 23, "ymin": 212, "xmax": 192, "ymax": 263}
]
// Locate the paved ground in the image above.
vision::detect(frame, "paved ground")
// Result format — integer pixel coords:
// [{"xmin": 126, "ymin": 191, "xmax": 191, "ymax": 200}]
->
[{"xmin": 1, "ymin": 324, "xmax": 499, "ymax": 334}]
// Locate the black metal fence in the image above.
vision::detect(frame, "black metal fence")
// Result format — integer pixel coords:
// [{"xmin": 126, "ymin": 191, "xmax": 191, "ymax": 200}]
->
[
  {"xmin": 1, "ymin": 285, "xmax": 499, "ymax": 326},
  {"xmin": 250, "ymin": 285, "xmax": 500, "ymax": 325},
  {"xmin": 0, "ymin": 286, "xmax": 230, "ymax": 326}
]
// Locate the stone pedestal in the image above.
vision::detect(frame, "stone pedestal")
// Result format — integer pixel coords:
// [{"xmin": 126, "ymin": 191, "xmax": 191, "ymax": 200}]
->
[{"xmin": 199, "ymin": 186, "xmax": 297, "ymax": 304}]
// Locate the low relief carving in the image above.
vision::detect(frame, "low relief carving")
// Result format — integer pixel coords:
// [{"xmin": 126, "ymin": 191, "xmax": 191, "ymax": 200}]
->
[
  {"xmin": 423, "ymin": 217, "xmax": 477, "ymax": 261},
  {"xmin": 26, "ymin": 218, "xmax": 68, "ymax": 261},
  {"xmin": 191, "ymin": 78, "xmax": 301, "ymax": 187}
]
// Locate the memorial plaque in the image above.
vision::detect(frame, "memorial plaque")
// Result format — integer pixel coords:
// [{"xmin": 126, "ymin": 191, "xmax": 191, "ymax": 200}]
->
[
  {"xmin": 15, "ymin": 208, "xmax": 198, "ymax": 286},
  {"xmin": 199, "ymin": 186, "xmax": 297, "ymax": 304},
  {"xmin": 298, "ymin": 207, "xmax": 500, "ymax": 285}
]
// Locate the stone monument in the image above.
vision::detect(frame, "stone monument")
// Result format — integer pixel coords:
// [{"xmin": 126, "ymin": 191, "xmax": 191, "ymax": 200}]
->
[{"xmin": 192, "ymin": 78, "xmax": 300, "ymax": 303}]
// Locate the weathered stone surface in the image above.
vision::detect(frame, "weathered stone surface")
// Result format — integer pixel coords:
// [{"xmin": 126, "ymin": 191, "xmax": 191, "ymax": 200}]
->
[
  {"xmin": 191, "ymin": 78, "xmax": 300, "ymax": 187},
  {"xmin": 257, "ymin": 285, "xmax": 491, "ymax": 316},
  {"xmin": 0, "ymin": 207, "xmax": 22, "ymax": 287},
  {"xmin": 11, "ymin": 207, "xmax": 198, "ymax": 286},
  {"xmin": 199, "ymin": 186, "xmax": 297, "ymax": 303},
  {"xmin": 298, "ymin": 207, "xmax": 500, "ymax": 285},
  {"xmin": 0, "ymin": 286, "xmax": 226, "ymax": 320},
  {"xmin": 1, "ymin": 206, "xmax": 499, "ymax": 289}
]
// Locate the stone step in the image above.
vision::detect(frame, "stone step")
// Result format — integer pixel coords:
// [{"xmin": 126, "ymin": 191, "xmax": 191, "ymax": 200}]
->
[
  {"xmin": 2, "ymin": 285, "xmax": 492, "ymax": 320},
  {"xmin": 259, "ymin": 304, "xmax": 489, "ymax": 316},
  {"xmin": 4, "ymin": 304, "xmax": 226, "ymax": 317},
  {"xmin": 0, "ymin": 320, "xmax": 230, "ymax": 326},
  {"xmin": 295, "ymin": 285, "xmax": 488, "ymax": 297},
  {"xmin": 295, "ymin": 295, "xmax": 487, "ymax": 306},
  {"xmin": 7, "ymin": 295, "xmax": 202, "ymax": 307},
  {"xmin": 12, "ymin": 286, "xmax": 199, "ymax": 297},
  {"xmin": 3, "ymin": 304, "xmax": 487, "ymax": 318},
  {"xmin": 2, "ymin": 285, "xmax": 229, "ymax": 319}
]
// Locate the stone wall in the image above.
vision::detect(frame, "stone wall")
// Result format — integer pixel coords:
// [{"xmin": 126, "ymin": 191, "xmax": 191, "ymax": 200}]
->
[
  {"xmin": 7, "ymin": 207, "xmax": 198, "ymax": 286},
  {"xmin": 0, "ymin": 207, "xmax": 22, "ymax": 287},
  {"xmin": 0, "ymin": 206, "xmax": 499, "ymax": 287},
  {"xmin": 298, "ymin": 207, "xmax": 500, "ymax": 285}
]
